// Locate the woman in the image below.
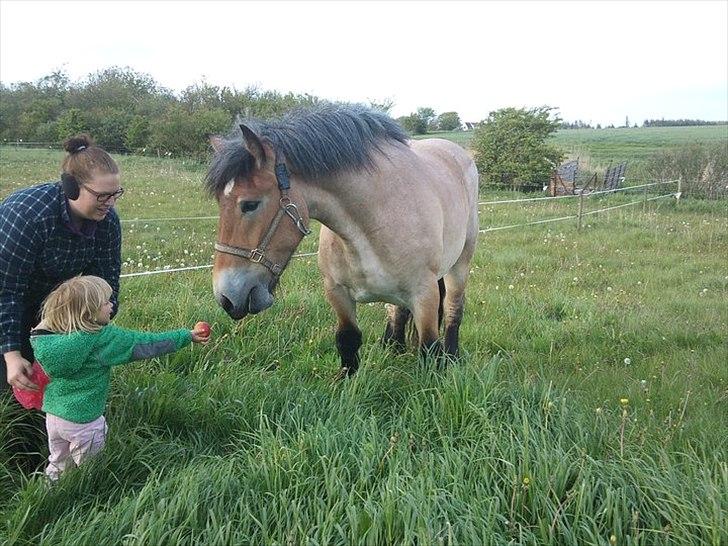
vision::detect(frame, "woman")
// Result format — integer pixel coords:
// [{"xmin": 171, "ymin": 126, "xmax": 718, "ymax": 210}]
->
[{"xmin": 1, "ymin": 134, "xmax": 122, "ymax": 393}]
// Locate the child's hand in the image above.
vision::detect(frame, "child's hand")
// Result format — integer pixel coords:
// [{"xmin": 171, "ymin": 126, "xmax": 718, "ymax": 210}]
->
[{"xmin": 191, "ymin": 321, "xmax": 211, "ymax": 344}]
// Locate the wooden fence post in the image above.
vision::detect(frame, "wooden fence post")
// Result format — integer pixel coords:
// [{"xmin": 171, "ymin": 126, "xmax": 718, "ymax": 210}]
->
[{"xmin": 676, "ymin": 177, "xmax": 682, "ymax": 203}]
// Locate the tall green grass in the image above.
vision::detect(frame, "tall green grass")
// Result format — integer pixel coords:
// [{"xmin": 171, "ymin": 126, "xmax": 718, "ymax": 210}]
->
[{"xmin": 1, "ymin": 148, "xmax": 726, "ymax": 545}]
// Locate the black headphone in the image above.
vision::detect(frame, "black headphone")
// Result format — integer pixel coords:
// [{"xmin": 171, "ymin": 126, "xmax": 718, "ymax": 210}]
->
[{"xmin": 61, "ymin": 173, "xmax": 80, "ymax": 200}]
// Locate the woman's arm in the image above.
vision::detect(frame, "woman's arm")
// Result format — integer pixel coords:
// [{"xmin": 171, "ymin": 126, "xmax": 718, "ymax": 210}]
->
[{"xmin": 0, "ymin": 198, "xmax": 44, "ymax": 388}]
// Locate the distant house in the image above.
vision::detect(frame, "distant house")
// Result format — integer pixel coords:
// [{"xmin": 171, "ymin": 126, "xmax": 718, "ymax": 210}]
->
[{"xmin": 462, "ymin": 121, "xmax": 480, "ymax": 131}]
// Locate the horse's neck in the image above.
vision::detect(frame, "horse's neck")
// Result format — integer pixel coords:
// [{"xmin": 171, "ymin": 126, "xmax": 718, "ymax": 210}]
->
[{"xmin": 301, "ymin": 174, "xmax": 381, "ymax": 244}]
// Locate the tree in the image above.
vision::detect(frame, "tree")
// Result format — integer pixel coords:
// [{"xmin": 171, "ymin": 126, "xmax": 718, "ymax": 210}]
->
[
  {"xmin": 56, "ymin": 108, "xmax": 87, "ymax": 141},
  {"xmin": 437, "ymin": 111, "xmax": 461, "ymax": 131},
  {"xmin": 0, "ymin": 66, "xmax": 328, "ymax": 155},
  {"xmin": 180, "ymin": 81, "xmax": 226, "ymax": 112},
  {"xmin": 417, "ymin": 107, "xmax": 437, "ymax": 131},
  {"xmin": 73, "ymin": 66, "xmax": 161, "ymax": 112},
  {"xmin": 150, "ymin": 105, "xmax": 230, "ymax": 159},
  {"xmin": 397, "ymin": 107, "xmax": 437, "ymax": 135},
  {"xmin": 398, "ymin": 113, "xmax": 427, "ymax": 135},
  {"xmin": 125, "ymin": 115, "xmax": 151, "ymax": 152},
  {"xmin": 368, "ymin": 98, "xmax": 395, "ymax": 114},
  {"xmin": 472, "ymin": 106, "xmax": 563, "ymax": 191},
  {"xmin": 84, "ymin": 108, "xmax": 132, "ymax": 152}
]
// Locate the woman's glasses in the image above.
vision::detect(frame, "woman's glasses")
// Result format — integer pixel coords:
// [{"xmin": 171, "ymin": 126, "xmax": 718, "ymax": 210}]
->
[{"xmin": 82, "ymin": 185, "xmax": 125, "ymax": 203}]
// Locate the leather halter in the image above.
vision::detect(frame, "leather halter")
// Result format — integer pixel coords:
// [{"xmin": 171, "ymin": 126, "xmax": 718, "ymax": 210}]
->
[{"xmin": 214, "ymin": 161, "xmax": 311, "ymax": 277}]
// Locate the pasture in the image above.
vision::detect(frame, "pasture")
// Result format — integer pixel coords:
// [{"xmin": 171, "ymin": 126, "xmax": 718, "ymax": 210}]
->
[
  {"xmin": 418, "ymin": 124, "xmax": 728, "ymax": 176},
  {"xmin": 1, "ymin": 147, "xmax": 726, "ymax": 545}
]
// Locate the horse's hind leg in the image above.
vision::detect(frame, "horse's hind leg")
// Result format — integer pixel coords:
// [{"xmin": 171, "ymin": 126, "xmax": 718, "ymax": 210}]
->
[
  {"xmin": 437, "ymin": 278, "xmax": 446, "ymax": 330},
  {"xmin": 382, "ymin": 304, "xmax": 411, "ymax": 352},
  {"xmin": 442, "ymin": 242, "xmax": 476, "ymax": 358},
  {"xmin": 411, "ymin": 276, "xmax": 443, "ymax": 361},
  {"xmin": 324, "ymin": 281, "xmax": 362, "ymax": 377}
]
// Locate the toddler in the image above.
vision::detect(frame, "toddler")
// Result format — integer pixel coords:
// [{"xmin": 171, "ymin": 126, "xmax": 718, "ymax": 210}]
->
[{"xmin": 29, "ymin": 275, "xmax": 210, "ymax": 480}]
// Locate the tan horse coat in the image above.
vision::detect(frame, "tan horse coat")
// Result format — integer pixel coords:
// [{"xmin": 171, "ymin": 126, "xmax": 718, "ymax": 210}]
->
[{"xmin": 209, "ymin": 113, "xmax": 478, "ymax": 374}]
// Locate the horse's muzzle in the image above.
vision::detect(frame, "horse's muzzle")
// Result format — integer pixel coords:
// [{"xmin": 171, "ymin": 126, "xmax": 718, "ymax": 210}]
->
[{"xmin": 218, "ymin": 285, "xmax": 274, "ymax": 320}]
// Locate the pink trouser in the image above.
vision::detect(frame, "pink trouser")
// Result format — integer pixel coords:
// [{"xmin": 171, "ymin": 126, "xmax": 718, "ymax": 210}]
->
[{"xmin": 45, "ymin": 413, "xmax": 107, "ymax": 480}]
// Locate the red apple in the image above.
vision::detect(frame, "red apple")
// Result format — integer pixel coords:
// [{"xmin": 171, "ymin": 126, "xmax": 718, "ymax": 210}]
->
[{"xmin": 194, "ymin": 321, "xmax": 211, "ymax": 337}]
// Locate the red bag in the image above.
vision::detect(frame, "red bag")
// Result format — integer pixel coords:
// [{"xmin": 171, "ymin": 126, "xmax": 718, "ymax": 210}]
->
[{"xmin": 12, "ymin": 361, "xmax": 50, "ymax": 410}]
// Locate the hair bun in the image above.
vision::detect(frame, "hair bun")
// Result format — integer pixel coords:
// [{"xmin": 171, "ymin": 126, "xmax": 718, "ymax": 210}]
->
[{"xmin": 63, "ymin": 134, "xmax": 95, "ymax": 154}]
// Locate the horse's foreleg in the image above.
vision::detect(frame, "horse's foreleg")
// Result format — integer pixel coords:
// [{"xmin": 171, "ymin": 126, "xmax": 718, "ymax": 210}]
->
[
  {"xmin": 382, "ymin": 304, "xmax": 411, "ymax": 352},
  {"xmin": 412, "ymin": 278, "xmax": 442, "ymax": 361},
  {"xmin": 324, "ymin": 281, "xmax": 362, "ymax": 377}
]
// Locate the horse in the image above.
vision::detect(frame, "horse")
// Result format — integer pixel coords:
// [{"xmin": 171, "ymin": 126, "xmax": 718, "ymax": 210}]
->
[{"xmin": 205, "ymin": 104, "xmax": 479, "ymax": 376}]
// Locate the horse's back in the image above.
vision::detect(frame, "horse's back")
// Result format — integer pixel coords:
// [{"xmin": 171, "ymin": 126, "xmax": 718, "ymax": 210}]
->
[
  {"xmin": 409, "ymin": 138, "xmax": 478, "ymax": 197},
  {"xmin": 408, "ymin": 138, "xmax": 479, "ymax": 250},
  {"xmin": 317, "ymin": 137, "xmax": 478, "ymax": 302}
]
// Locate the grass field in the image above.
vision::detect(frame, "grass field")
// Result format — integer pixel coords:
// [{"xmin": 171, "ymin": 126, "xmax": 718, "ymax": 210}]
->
[
  {"xmin": 415, "ymin": 124, "xmax": 728, "ymax": 178},
  {"xmin": 1, "ymin": 148, "xmax": 727, "ymax": 545},
  {"xmin": 550, "ymin": 125, "xmax": 728, "ymax": 172}
]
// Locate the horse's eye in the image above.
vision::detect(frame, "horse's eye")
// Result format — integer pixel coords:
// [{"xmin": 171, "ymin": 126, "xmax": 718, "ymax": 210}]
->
[{"xmin": 240, "ymin": 201, "xmax": 260, "ymax": 213}]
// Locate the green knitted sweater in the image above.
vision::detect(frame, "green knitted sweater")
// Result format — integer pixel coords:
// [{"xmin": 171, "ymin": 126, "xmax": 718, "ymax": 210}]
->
[{"xmin": 30, "ymin": 324, "xmax": 192, "ymax": 423}]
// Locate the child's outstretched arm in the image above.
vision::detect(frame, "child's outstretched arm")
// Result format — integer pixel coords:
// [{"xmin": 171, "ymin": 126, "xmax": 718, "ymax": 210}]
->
[{"xmin": 96, "ymin": 325, "xmax": 203, "ymax": 367}]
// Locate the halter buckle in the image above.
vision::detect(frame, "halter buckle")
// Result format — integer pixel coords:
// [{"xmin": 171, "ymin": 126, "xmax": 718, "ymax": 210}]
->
[{"xmin": 250, "ymin": 248, "xmax": 264, "ymax": 263}]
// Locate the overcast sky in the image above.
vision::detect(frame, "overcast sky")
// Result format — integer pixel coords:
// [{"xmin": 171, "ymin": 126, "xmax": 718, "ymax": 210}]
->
[{"xmin": 1, "ymin": 0, "xmax": 726, "ymax": 126}]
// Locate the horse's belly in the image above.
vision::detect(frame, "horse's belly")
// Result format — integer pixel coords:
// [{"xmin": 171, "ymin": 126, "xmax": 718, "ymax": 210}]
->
[{"xmin": 348, "ymin": 273, "xmax": 408, "ymax": 307}]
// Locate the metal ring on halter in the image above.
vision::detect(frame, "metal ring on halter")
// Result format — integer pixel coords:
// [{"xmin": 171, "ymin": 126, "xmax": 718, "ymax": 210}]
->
[
  {"xmin": 249, "ymin": 249, "xmax": 264, "ymax": 263},
  {"xmin": 296, "ymin": 218, "xmax": 311, "ymax": 235},
  {"xmin": 283, "ymin": 202, "xmax": 311, "ymax": 235}
]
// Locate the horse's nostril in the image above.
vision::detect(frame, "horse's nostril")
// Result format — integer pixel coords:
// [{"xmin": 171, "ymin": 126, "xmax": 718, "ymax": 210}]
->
[{"xmin": 220, "ymin": 295, "xmax": 234, "ymax": 314}]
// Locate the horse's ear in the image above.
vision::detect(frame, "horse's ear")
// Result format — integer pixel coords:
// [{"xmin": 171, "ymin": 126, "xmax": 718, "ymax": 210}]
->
[
  {"xmin": 239, "ymin": 124, "xmax": 266, "ymax": 168},
  {"xmin": 208, "ymin": 135, "xmax": 225, "ymax": 153}
]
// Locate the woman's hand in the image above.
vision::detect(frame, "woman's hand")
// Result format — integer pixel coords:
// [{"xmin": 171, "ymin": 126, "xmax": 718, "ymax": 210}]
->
[{"xmin": 4, "ymin": 351, "xmax": 39, "ymax": 391}]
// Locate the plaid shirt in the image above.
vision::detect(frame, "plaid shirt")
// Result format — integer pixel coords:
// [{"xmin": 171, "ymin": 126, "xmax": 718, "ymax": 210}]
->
[{"xmin": 0, "ymin": 182, "xmax": 121, "ymax": 354}]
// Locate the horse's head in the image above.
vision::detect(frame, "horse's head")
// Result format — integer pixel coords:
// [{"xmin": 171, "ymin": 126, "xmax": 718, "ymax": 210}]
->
[{"xmin": 207, "ymin": 125, "xmax": 310, "ymax": 320}]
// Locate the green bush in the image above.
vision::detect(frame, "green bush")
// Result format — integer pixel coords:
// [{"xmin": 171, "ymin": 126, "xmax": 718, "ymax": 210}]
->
[
  {"xmin": 150, "ymin": 105, "xmax": 230, "ymax": 160},
  {"xmin": 124, "ymin": 115, "xmax": 152, "ymax": 154},
  {"xmin": 85, "ymin": 108, "xmax": 132, "ymax": 153},
  {"xmin": 472, "ymin": 106, "xmax": 563, "ymax": 191},
  {"xmin": 55, "ymin": 108, "xmax": 88, "ymax": 142}
]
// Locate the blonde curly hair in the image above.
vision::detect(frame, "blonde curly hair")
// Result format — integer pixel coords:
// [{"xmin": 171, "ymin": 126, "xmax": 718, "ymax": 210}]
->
[{"xmin": 40, "ymin": 275, "xmax": 112, "ymax": 333}]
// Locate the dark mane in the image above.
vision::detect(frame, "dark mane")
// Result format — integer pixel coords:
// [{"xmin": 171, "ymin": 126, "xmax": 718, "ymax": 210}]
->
[{"xmin": 205, "ymin": 104, "xmax": 409, "ymax": 195}]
